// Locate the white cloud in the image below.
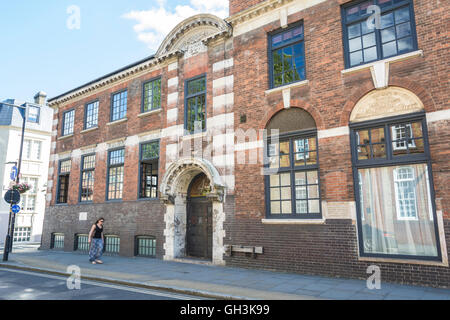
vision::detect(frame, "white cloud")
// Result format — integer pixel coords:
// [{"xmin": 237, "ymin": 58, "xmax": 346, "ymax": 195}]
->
[{"xmin": 123, "ymin": 0, "xmax": 228, "ymax": 53}]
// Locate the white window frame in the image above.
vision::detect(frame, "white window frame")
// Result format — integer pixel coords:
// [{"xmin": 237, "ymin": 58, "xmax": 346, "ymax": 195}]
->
[
  {"xmin": 294, "ymin": 138, "xmax": 310, "ymax": 160},
  {"xmin": 393, "ymin": 166, "xmax": 418, "ymax": 221},
  {"xmin": 392, "ymin": 124, "xmax": 416, "ymax": 151}
]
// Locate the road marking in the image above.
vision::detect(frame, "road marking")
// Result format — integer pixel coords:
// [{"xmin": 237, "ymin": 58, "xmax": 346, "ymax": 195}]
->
[{"xmin": 0, "ymin": 268, "xmax": 202, "ymax": 300}]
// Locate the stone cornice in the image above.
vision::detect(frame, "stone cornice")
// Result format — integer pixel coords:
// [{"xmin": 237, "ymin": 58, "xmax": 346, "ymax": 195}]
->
[
  {"xmin": 48, "ymin": 51, "xmax": 182, "ymax": 108},
  {"xmin": 226, "ymin": 0, "xmax": 294, "ymax": 26}
]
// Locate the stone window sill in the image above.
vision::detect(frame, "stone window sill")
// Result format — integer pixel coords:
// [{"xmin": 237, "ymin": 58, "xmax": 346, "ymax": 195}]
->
[
  {"xmin": 57, "ymin": 134, "xmax": 74, "ymax": 141},
  {"xmin": 107, "ymin": 118, "xmax": 127, "ymax": 126},
  {"xmin": 265, "ymin": 80, "xmax": 309, "ymax": 95},
  {"xmin": 358, "ymin": 256, "xmax": 448, "ymax": 267},
  {"xmin": 138, "ymin": 109, "xmax": 162, "ymax": 118},
  {"xmin": 81, "ymin": 126, "xmax": 99, "ymax": 134},
  {"xmin": 341, "ymin": 50, "xmax": 423, "ymax": 75},
  {"xmin": 261, "ymin": 218, "xmax": 325, "ymax": 225}
]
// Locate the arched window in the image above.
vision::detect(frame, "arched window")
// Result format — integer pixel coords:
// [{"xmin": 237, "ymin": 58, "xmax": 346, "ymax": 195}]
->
[{"xmin": 264, "ymin": 108, "xmax": 321, "ymax": 219}]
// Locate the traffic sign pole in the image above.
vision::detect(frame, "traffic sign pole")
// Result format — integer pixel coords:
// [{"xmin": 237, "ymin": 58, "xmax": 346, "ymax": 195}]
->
[
  {"xmin": 3, "ymin": 204, "xmax": 13, "ymax": 261},
  {"xmin": 3, "ymin": 189, "xmax": 20, "ymax": 261}
]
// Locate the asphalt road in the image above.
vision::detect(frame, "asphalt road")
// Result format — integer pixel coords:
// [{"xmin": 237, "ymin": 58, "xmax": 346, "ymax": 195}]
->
[{"xmin": 0, "ymin": 268, "xmax": 203, "ymax": 300}]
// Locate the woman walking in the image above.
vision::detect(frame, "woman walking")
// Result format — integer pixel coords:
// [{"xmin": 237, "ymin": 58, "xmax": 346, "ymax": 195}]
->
[{"xmin": 88, "ymin": 218, "xmax": 104, "ymax": 264}]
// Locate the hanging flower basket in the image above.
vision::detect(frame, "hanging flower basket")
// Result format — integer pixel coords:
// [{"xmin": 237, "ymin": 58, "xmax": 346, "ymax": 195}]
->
[{"xmin": 11, "ymin": 182, "xmax": 31, "ymax": 194}]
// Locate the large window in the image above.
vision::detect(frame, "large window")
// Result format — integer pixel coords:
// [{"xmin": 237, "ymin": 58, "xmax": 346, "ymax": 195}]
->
[
  {"xmin": 351, "ymin": 113, "xmax": 441, "ymax": 260},
  {"xmin": 269, "ymin": 23, "xmax": 306, "ymax": 88},
  {"xmin": 57, "ymin": 160, "xmax": 71, "ymax": 204},
  {"xmin": 62, "ymin": 109, "xmax": 75, "ymax": 136},
  {"xmin": 110, "ymin": 90, "xmax": 128, "ymax": 122},
  {"xmin": 266, "ymin": 134, "xmax": 321, "ymax": 218},
  {"xmin": 107, "ymin": 149, "xmax": 125, "ymax": 200},
  {"xmin": 80, "ymin": 154, "xmax": 96, "ymax": 202},
  {"xmin": 139, "ymin": 141, "xmax": 159, "ymax": 199},
  {"xmin": 185, "ymin": 76, "xmax": 206, "ymax": 134},
  {"xmin": 142, "ymin": 78, "xmax": 161, "ymax": 113},
  {"xmin": 342, "ymin": 0, "xmax": 417, "ymax": 68},
  {"xmin": 84, "ymin": 100, "xmax": 99, "ymax": 129}
]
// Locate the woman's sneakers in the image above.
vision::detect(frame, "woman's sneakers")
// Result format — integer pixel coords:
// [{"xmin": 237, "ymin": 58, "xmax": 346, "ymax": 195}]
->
[{"xmin": 95, "ymin": 260, "xmax": 103, "ymax": 264}]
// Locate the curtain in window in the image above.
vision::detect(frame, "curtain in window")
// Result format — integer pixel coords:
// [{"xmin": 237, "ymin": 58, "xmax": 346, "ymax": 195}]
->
[{"xmin": 358, "ymin": 163, "xmax": 438, "ymax": 257}]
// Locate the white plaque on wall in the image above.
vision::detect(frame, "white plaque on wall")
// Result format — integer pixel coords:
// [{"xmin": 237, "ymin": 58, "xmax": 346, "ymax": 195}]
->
[{"xmin": 79, "ymin": 212, "xmax": 87, "ymax": 221}]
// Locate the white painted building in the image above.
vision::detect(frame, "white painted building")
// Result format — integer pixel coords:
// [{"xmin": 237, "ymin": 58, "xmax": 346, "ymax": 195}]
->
[{"xmin": 0, "ymin": 92, "xmax": 53, "ymax": 244}]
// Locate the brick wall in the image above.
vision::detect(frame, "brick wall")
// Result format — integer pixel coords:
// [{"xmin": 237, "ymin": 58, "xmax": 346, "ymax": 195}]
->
[{"xmin": 227, "ymin": 0, "xmax": 450, "ymax": 287}]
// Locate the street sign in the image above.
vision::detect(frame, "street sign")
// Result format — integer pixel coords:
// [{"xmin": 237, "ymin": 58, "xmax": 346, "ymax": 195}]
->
[
  {"xmin": 11, "ymin": 205, "xmax": 20, "ymax": 214},
  {"xmin": 4, "ymin": 189, "xmax": 20, "ymax": 205},
  {"xmin": 10, "ymin": 166, "xmax": 18, "ymax": 181}
]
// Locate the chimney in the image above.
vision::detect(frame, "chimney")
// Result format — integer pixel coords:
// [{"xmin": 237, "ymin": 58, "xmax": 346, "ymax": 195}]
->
[{"xmin": 34, "ymin": 91, "xmax": 47, "ymax": 105}]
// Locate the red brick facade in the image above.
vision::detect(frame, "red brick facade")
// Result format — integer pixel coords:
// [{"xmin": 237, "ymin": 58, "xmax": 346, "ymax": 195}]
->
[{"xmin": 42, "ymin": 0, "xmax": 450, "ymax": 287}]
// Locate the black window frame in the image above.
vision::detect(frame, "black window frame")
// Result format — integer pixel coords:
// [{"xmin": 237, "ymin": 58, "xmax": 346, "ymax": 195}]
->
[
  {"xmin": 103, "ymin": 235, "xmax": 120, "ymax": 255},
  {"xmin": 138, "ymin": 140, "xmax": 160, "ymax": 200},
  {"xmin": 184, "ymin": 74, "xmax": 207, "ymax": 135},
  {"xmin": 74, "ymin": 233, "xmax": 90, "ymax": 252},
  {"xmin": 141, "ymin": 77, "xmax": 162, "ymax": 113},
  {"xmin": 56, "ymin": 159, "xmax": 71, "ymax": 204},
  {"xmin": 110, "ymin": 89, "xmax": 128, "ymax": 122},
  {"xmin": 341, "ymin": 0, "xmax": 418, "ymax": 69},
  {"xmin": 135, "ymin": 235, "xmax": 157, "ymax": 257},
  {"xmin": 51, "ymin": 233, "xmax": 65, "ymax": 249},
  {"xmin": 268, "ymin": 21, "xmax": 306, "ymax": 89},
  {"xmin": 106, "ymin": 148, "xmax": 125, "ymax": 201},
  {"xmin": 79, "ymin": 153, "xmax": 96, "ymax": 203},
  {"xmin": 264, "ymin": 129, "xmax": 322, "ymax": 219},
  {"xmin": 61, "ymin": 109, "xmax": 75, "ymax": 136},
  {"xmin": 350, "ymin": 111, "xmax": 442, "ymax": 262},
  {"xmin": 84, "ymin": 100, "xmax": 99, "ymax": 130}
]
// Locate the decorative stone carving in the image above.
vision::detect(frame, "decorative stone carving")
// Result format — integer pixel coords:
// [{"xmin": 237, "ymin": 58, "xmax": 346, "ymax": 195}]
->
[
  {"xmin": 350, "ymin": 86, "xmax": 425, "ymax": 123},
  {"xmin": 156, "ymin": 14, "xmax": 232, "ymax": 58}
]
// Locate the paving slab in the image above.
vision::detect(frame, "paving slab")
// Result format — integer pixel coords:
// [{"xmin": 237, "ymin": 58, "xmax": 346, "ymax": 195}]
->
[{"xmin": 0, "ymin": 247, "xmax": 449, "ymax": 300}]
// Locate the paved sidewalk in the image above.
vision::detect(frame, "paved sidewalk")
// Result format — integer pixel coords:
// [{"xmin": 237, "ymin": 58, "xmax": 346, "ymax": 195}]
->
[{"xmin": 1, "ymin": 247, "xmax": 449, "ymax": 300}]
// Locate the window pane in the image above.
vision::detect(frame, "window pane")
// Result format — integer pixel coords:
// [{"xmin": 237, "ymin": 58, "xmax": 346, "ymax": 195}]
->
[
  {"xmin": 398, "ymin": 37, "xmax": 413, "ymax": 52},
  {"xmin": 396, "ymin": 22, "xmax": 411, "ymax": 38},
  {"xmin": 271, "ymin": 201, "xmax": 281, "ymax": 214},
  {"xmin": 349, "ymin": 37, "xmax": 362, "ymax": 52},
  {"xmin": 358, "ymin": 164, "xmax": 438, "ymax": 257},
  {"xmin": 362, "ymin": 33, "xmax": 376, "ymax": 48},
  {"xmin": 350, "ymin": 50, "xmax": 363, "ymax": 66},
  {"xmin": 381, "ymin": 27, "xmax": 396, "ymax": 43},
  {"xmin": 394, "ymin": 6, "xmax": 410, "ymax": 24},
  {"xmin": 281, "ymin": 201, "xmax": 292, "ymax": 214},
  {"xmin": 348, "ymin": 23, "xmax": 361, "ymax": 39}
]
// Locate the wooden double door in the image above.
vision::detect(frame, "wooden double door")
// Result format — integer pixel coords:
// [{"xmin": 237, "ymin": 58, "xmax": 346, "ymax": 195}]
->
[{"xmin": 186, "ymin": 198, "xmax": 212, "ymax": 260}]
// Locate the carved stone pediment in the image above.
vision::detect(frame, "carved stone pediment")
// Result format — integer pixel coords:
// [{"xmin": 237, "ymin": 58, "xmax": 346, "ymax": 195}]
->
[
  {"xmin": 156, "ymin": 14, "xmax": 232, "ymax": 58},
  {"xmin": 350, "ymin": 86, "xmax": 424, "ymax": 123}
]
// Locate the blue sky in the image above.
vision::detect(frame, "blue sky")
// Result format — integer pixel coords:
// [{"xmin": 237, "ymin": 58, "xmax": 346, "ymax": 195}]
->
[{"xmin": 0, "ymin": 0, "xmax": 227, "ymax": 102}]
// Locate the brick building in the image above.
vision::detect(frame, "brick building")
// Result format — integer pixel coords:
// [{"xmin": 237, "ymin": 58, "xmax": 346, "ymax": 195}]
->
[{"xmin": 42, "ymin": 0, "xmax": 449, "ymax": 287}]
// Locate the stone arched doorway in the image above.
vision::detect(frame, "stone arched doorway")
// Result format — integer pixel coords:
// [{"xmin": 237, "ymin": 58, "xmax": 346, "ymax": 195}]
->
[
  {"xmin": 159, "ymin": 157, "xmax": 226, "ymax": 265},
  {"xmin": 186, "ymin": 173, "xmax": 212, "ymax": 260}
]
